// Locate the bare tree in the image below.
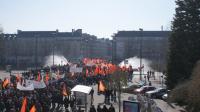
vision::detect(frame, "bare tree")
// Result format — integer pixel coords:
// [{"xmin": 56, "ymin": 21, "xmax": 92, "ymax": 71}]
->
[{"xmin": 109, "ymin": 68, "xmax": 128, "ymax": 112}]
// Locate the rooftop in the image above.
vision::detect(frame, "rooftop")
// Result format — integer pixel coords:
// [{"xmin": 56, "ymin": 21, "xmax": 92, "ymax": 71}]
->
[
  {"xmin": 16, "ymin": 29, "xmax": 82, "ymax": 38},
  {"xmin": 113, "ymin": 31, "xmax": 171, "ymax": 37}
]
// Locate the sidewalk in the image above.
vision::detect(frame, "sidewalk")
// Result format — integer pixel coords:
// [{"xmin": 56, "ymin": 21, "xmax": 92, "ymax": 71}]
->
[
  {"xmin": 92, "ymin": 84, "xmax": 136, "ymax": 112},
  {"xmin": 154, "ymin": 99, "xmax": 186, "ymax": 112},
  {"xmin": 137, "ymin": 72, "xmax": 186, "ymax": 112}
]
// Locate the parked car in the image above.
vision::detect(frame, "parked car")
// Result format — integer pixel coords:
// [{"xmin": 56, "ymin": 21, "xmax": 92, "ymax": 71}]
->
[
  {"xmin": 134, "ymin": 86, "xmax": 156, "ymax": 94},
  {"xmin": 162, "ymin": 93, "xmax": 168, "ymax": 100},
  {"xmin": 145, "ymin": 88, "xmax": 167, "ymax": 99}
]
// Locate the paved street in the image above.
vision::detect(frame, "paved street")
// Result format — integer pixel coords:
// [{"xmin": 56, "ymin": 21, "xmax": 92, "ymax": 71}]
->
[{"xmin": 132, "ymin": 73, "xmax": 186, "ymax": 112}]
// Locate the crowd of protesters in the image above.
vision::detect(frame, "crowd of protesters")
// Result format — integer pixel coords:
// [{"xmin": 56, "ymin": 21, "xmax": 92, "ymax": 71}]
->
[{"xmin": 0, "ymin": 58, "xmax": 134, "ymax": 112}]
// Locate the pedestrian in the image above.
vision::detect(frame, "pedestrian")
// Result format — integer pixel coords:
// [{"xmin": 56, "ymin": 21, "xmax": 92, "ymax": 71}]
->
[
  {"xmin": 147, "ymin": 74, "xmax": 150, "ymax": 81},
  {"xmin": 64, "ymin": 97, "xmax": 69, "ymax": 110},
  {"xmin": 149, "ymin": 81, "xmax": 152, "ymax": 86},
  {"xmin": 0, "ymin": 99, "xmax": 5, "ymax": 112},
  {"xmin": 90, "ymin": 87, "xmax": 94, "ymax": 105},
  {"xmin": 108, "ymin": 104, "xmax": 115, "ymax": 112},
  {"xmin": 89, "ymin": 105, "xmax": 96, "ymax": 112},
  {"xmin": 77, "ymin": 106, "xmax": 82, "ymax": 112},
  {"xmin": 97, "ymin": 104, "xmax": 102, "ymax": 112},
  {"xmin": 102, "ymin": 105, "xmax": 108, "ymax": 112},
  {"xmin": 113, "ymin": 89, "xmax": 117, "ymax": 102},
  {"xmin": 70, "ymin": 96, "xmax": 75, "ymax": 110}
]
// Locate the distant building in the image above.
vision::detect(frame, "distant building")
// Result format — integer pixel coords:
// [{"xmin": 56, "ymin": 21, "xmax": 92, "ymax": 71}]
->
[
  {"xmin": 1, "ymin": 29, "xmax": 112, "ymax": 69},
  {"xmin": 1, "ymin": 29, "xmax": 171, "ymax": 70},
  {"xmin": 112, "ymin": 30, "xmax": 171, "ymax": 68}
]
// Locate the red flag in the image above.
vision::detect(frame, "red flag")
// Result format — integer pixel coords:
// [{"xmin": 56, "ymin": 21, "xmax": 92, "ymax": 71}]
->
[
  {"xmin": 30, "ymin": 105, "xmax": 36, "ymax": 112},
  {"xmin": 3, "ymin": 78, "xmax": 9, "ymax": 88},
  {"xmin": 37, "ymin": 72, "xmax": 41, "ymax": 81},
  {"xmin": 20, "ymin": 97, "xmax": 27, "ymax": 112},
  {"xmin": 98, "ymin": 80, "xmax": 106, "ymax": 92}
]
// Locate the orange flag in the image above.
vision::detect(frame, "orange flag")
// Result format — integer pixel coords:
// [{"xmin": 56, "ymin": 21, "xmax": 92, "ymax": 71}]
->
[
  {"xmin": 86, "ymin": 69, "xmax": 89, "ymax": 77},
  {"xmin": 37, "ymin": 72, "xmax": 41, "ymax": 81},
  {"xmin": 20, "ymin": 97, "xmax": 27, "ymax": 112},
  {"xmin": 45, "ymin": 72, "xmax": 49, "ymax": 83},
  {"xmin": 99, "ymin": 80, "xmax": 106, "ymax": 92},
  {"xmin": 3, "ymin": 78, "xmax": 9, "ymax": 88},
  {"xmin": 62, "ymin": 84, "xmax": 68, "ymax": 96},
  {"xmin": 94, "ymin": 67, "xmax": 99, "ymax": 75},
  {"xmin": 30, "ymin": 105, "xmax": 36, "ymax": 112}
]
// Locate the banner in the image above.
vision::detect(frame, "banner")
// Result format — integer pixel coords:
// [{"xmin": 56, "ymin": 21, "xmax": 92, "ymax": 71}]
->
[
  {"xmin": 26, "ymin": 80, "xmax": 46, "ymax": 89},
  {"xmin": 17, "ymin": 83, "xmax": 34, "ymax": 91},
  {"xmin": 70, "ymin": 67, "xmax": 83, "ymax": 73},
  {"xmin": 51, "ymin": 73, "xmax": 65, "ymax": 79},
  {"xmin": 85, "ymin": 62, "xmax": 95, "ymax": 67}
]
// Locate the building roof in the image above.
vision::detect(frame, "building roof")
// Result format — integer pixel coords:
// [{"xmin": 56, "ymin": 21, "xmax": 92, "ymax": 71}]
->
[
  {"xmin": 16, "ymin": 29, "xmax": 82, "ymax": 38},
  {"xmin": 113, "ymin": 31, "xmax": 171, "ymax": 37},
  {"xmin": 3, "ymin": 34, "xmax": 17, "ymax": 39}
]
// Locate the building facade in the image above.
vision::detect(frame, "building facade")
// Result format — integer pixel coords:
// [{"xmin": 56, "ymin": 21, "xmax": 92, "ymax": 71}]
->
[
  {"xmin": 112, "ymin": 30, "xmax": 171, "ymax": 69},
  {"xmin": 0, "ymin": 29, "xmax": 170, "ymax": 70},
  {"xmin": 1, "ymin": 29, "xmax": 112, "ymax": 69}
]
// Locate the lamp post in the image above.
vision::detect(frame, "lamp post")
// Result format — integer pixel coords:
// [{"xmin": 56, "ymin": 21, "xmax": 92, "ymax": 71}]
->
[
  {"xmin": 139, "ymin": 28, "xmax": 143, "ymax": 80},
  {"xmin": 52, "ymin": 34, "xmax": 56, "ymax": 66},
  {"xmin": 53, "ymin": 46, "xmax": 54, "ymax": 66},
  {"xmin": 35, "ymin": 35, "xmax": 38, "ymax": 70}
]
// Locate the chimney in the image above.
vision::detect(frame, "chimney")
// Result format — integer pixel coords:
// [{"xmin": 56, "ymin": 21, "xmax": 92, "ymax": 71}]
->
[{"xmin": 72, "ymin": 29, "xmax": 75, "ymax": 36}]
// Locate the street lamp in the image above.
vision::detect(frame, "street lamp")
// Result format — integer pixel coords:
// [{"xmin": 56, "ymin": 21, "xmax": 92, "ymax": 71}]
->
[
  {"xmin": 53, "ymin": 46, "xmax": 55, "ymax": 66},
  {"xmin": 52, "ymin": 33, "xmax": 56, "ymax": 66},
  {"xmin": 35, "ymin": 35, "xmax": 38, "ymax": 70},
  {"xmin": 139, "ymin": 28, "xmax": 143, "ymax": 80}
]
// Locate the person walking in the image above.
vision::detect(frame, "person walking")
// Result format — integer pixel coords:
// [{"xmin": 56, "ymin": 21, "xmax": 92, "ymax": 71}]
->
[
  {"xmin": 108, "ymin": 104, "xmax": 115, "ymax": 112},
  {"xmin": 102, "ymin": 105, "xmax": 108, "ymax": 112},
  {"xmin": 89, "ymin": 105, "xmax": 96, "ymax": 112},
  {"xmin": 90, "ymin": 87, "xmax": 94, "ymax": 105},
  {"xmin": 97, "ymin": 104, "xmax": 102, "ymax": 112}
]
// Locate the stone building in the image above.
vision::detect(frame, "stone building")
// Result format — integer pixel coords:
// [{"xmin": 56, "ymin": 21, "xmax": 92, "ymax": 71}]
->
[
  {"xmin": 112, "ymin": 30, "xmax": 171, "ymax": 69},
  {"xmin": 1, "ymin": 29, "xmax": 112, "ymax": 69}
]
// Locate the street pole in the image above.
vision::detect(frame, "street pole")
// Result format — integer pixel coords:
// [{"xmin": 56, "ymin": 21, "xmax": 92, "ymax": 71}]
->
[
  {"xmin": 53, "ymin": 34, "xmax": 55, "ymax": 66},
  {"xmin": 118, "ymin": 82, "xmax": 121, "ymax": 112},
  {"xmin": 53, "ymin": 46, "xmax": 54, "ymax": 66},
  {"xmin": 35, "ymin": 35, "xmax": 38, "ymax": 70},
  {"xmin": 139, "ymin": 28, "xmax": 143, "ymax": 80}
]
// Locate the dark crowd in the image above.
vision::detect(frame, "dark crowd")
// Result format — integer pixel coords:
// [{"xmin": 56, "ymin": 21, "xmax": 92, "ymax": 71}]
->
[{"xmin": 0, "ymin": 58, "xmax": 134, "ymax": 112}]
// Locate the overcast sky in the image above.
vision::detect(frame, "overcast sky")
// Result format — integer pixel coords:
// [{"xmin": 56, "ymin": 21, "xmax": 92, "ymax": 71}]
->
[{"xmin": 0, "ymin": 0, "xmax": 176, "ymax": 38}]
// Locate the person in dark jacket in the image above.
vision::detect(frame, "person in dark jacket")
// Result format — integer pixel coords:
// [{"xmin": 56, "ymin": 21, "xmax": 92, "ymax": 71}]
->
[
  {"xmin": 97, "ymin": 104, "xmax": 102, "ymax": 112},
  {"xmin": 108, "ymin": 104, "xmax": 115, "ymax": 112},
  {"xmin": 90, "ymin": 88, "xmax": 94, "ymax": 105},
  {"xmin": 102, "ymin": 105, "xmax": 108, "ymax": 112},
  {"xmin": 89, "ymin": 105, "xmax": 96, "ymax": 112},
  {"xmin": 64, "ymin": 97, "xmax": 69, "ymax": 110},
  {"xmin": 77, "ymin": 106, "xmax": 82, "ymax": 112}
]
